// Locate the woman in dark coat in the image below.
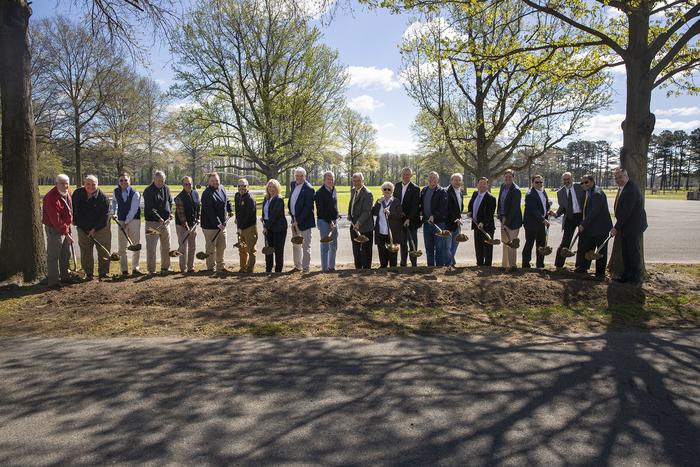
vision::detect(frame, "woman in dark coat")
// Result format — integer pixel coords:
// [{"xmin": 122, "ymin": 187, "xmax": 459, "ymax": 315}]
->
[
  {"xmin": 261, "ymin": 179, "xmax": 288, "ymax": 273},
  {"xmin": 371, "ymin": 182, "xmax": 405, "ymax": 268}
]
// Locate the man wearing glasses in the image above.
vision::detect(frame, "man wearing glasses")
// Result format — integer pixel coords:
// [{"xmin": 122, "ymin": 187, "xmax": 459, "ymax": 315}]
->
[
  {"xmin": 522, "ymin": 174, "xmax": 553, "ymax": 268},
  {"xmin": 234, "ymin": 178, "xmax": 258, "ymax": 273},
  {"xmin": 112, "ymin": 172, "xmax": 142, "ymax": 276},
  {"xmin": 553, "ymin": 172, "xmax": 584, "ymax": 269},
  {"xmin": 575, "ymin": 175, "xmax": 612, "ymax": 280}
]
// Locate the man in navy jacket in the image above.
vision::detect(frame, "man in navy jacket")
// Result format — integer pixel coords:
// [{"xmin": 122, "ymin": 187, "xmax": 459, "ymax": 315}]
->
[
  {"xmin": 575, "ymin": 175, "xmax": 613, "ymax": 280},
  {"xmin": 522, "ymin": 174, "xmax": 552, "ymax": 268},
  {"xmin": 610, "ymin": 168, "xmax": 648, "ymax": 284},
  {"xmin": 288, "ymin": 167, "xmax": 315, "ymax": 273},
  {"xmin": 497, "ymin": 169, "xmax": 523, "ymax": 271},
  {"xmin": 394, "ymin": 167, "xmax": 421, "ymax": 267},
  {"xmin": 419, "ymin": 171, "xmax": 449, "ymax": 266}
]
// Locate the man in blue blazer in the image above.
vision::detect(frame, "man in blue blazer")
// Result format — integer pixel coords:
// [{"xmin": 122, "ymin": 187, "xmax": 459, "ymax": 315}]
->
[
  {"xmin": 288, "ymin": 167, "xmax": 315, "ymax": 273},
  {"xmin": 553, "ymin": 172, "xmax": 584, "ymax": 268},
  {"xmin": 419, "ymin": 171, "xmax": 449, "ymax": 266},
  {"xmin": 575, "ymin": 174, "xmax": 613, "ymax": 280},
  {"xmin": 610, "ymin": 168, "xmax": 648, "ymax": 284},
  {"xmin": 497, "ymin": 169, "xmax": 523, "ymax": 271},
  {"xmin": 522, "ymin": 174, "xmax": 552, "ymax": 268}
]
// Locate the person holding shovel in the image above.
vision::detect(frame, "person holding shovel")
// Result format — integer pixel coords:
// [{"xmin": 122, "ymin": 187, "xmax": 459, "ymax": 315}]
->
[
  {"xmin": 262, "ymin": 179, "xmax": 287, "ymax": 273},
  {"xmin": 419, "ymin": 171, "xmax": 449, "ymax": 267},
  {"xmin": 314, "ymin": 171, "xmax": 339, "ymax": 272},
  {"xmin": 42, "ymin": 174, "xmax": 75, "ymax": 287},
  {"xmin": 497, "ymin": 169, "xmax": 522, "ymax": 272},
  {"xmin": 553, "ymin": 172, "xmax": 584, "ymax": 269},
  {"xmin": 72, "ymin": 175, "xmax": 111, "ymax": 280},
  {"xmin": 143, "ymin": 170, "xmax": 174, "ymax": 274},
  {"xmin": 574, "ymin": 174, "xmax": 612, "ymax": 281},
  {"xmin": 200, "ymin": 172, "xmax": 232, "ymax": 272},
  {"xmin": 394, "ymin": 167, "xmax": 421, "ymax": 268},
  {"xmin": 371, "ymin": 182, "xmax": 404, "ymax": 268},
  {"xmin": 522, "ymin": 174, "xmax": 553, "ymax": 269},
  {"xmin": 174, "ymin": 176, "xmax": 200, "ymax": 273},
  {"xmin": 467, "ymin": 177, "xmax": 497, "ymax": 267},
  {"xmin": 288, "ymin": 167, "xmax": 315, "ymax": 273},
  {"xmin": 234, "ymin": 178, "xmax": 257, "ymax": 273},
  {"xmin": 111, "ymin": 172, "xmax": 142, "ymax": 276},
  {"xmin": 348, "ymin": 172, "xmax": 374, "ymax": 269}
]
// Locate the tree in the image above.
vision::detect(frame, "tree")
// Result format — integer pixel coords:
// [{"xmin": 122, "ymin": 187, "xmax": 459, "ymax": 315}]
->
[
  {"xmin": 337, "ymin": 107, "xmax": 378, "ymax": 183},
  {"xmin": 170, "ymin": 0, "xmax": 347, "ymax": 180},
  {"xmin": 166, "ymin": 108, "xmax": 212, "ymax": 182},
  {"xmin": 0, "ymin": 0, "xmax": 44, "ymax": 281},
  {"xmin": 400, "ymin": 4, "xmax": 611, "ymax": 181}
]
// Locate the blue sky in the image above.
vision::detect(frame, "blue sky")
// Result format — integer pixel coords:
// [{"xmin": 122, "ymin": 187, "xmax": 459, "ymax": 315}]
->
[{"xmin": 32, "ymin": 1, "xmax": 699, "ymax": 153}]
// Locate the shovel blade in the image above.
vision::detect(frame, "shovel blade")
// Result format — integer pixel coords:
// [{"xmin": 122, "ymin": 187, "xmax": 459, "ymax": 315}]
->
[
  {"xmin": 262, "ymin": 246, "xmax": 275, "ymax": 255},
  {"xmin": 127, "ymin": 245, "xmax": 142, "ymax": 251},
  {"xmin": 319, "ymin": 236, "xmax": 333, "ymax": 243},
  {"xmin": 485, "ymin": 239, "xmax": 500, "ymax": 245},
  {"xmin": 169, "ymin": 250, "xmax": 183, "ymax": 257},
  {"xmin": 409, "ymin": 250, "xmax": 423, "ymax": 258},
  {"xmin": 291, "ymin": 236, "xmax": 304, "ymax": 244},
  {"xmin": 584, "ymin": 250, "xmax": 602, "ymax": 261},
  {"xmin": 109, "ymin": 253, "xmax": 120, "ymax": 262},
  {"xmin": 195, "ymin": 252, "xmax": 209, "ymax": 260}
]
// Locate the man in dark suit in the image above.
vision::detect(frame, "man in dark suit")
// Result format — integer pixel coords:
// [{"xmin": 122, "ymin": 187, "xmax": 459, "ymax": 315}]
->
[
  {"xmin": 394, "ymin": 167, "xmax": 421, "ymax": 267},
  {"xmin": 554, "ymin": 172, "xmax": 584, "ymax": 269},
  {"xmin": 497, "ymin": 169, "xmax": 523, "ymax": 271},
  {"xmin": 575, "ymin": 175, "xmax": 613, "ymax": 280},
  {"xmin": 467, "ymin": 177, "xmax": 497, "ymax": 266},
  {"xmin": 521, "ymin": 174, "xmax": 552, "ymax": 268},
  {"xmin": 446, "ymin": 173, "xmax": 465, "ymax": 266},
  {"xmin": 419, "ymin": 171, "xmax": 449, "ymax": 267},
  {"xmin": 348, "ymin": 172, "xmax": 374, "ymax": 269},
  {"xmin": 288, "ymin": 167, "xmax": 315, "ymax": 273},
  {"xmin": 610, "ymin": 168, "xmax": 648, "ymax": 284}
]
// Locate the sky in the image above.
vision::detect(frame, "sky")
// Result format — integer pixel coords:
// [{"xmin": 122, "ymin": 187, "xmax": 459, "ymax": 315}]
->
[{"xmin": 32, "ymin": 1, "xmax": 700, "ymax": 154}]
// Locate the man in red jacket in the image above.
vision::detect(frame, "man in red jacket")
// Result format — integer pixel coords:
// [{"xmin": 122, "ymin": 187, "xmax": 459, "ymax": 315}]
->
[{"xmin": 42, "ymin": 174, "xmax": 74, "ymax": 287}]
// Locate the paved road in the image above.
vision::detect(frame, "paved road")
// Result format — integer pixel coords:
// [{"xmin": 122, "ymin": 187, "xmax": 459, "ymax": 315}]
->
[
  {"xmin": 3, "ymin": 198, "xmax": 698, "ymax": 267},
  {"xmin": 1, "ymin": 332, "xmax": 699, "ymax": 466}
]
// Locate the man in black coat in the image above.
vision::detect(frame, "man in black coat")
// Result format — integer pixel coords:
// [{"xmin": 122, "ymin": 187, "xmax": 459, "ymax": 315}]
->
[
  {"xmin": 143, "ymin": 170, "xmax": 173, "ymax": 274},
  {"xmin": 497, "ymin": 169, "xmax": 523, "ymax": 271},
  {"xmin": 553, "ymin": 172, "xmax": 584, "ymax": 268},
  {"xmin": 419, "ymin": 171, "xmax": 449, "ymax": 267},
  {"xmin": 610, "ymin": 168, "xmax": 648, "ymax": 284},
  {"xmin": 467, "ymin": 177, "xmax": 497, "ymax": 266},
  {"xmin": 575, "ymin": 175, "xmax": 613, "ymax": 280},
  {"xmin": 521, "ymin": 174, "xmax": 552, "ymax": 269},
  {"xmin": 234, "ymin": 178, "xmax": 257, "ymax": 273},
  {"xmin": 394, "ymin": 167, "xmax": 421, "ymax": 267},
  {"xmin": 446, "ymin": 173, "xmax": 465, "ymax": 266},
  {"xmin": 72, "ymin": 174, "xmax": 111, "ymax": 280}
]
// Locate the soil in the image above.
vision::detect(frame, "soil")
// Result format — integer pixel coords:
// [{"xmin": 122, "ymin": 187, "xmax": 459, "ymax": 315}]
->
[{"xmin": 0, "ymin": 264, "xmax": 698, "ymax": 339}]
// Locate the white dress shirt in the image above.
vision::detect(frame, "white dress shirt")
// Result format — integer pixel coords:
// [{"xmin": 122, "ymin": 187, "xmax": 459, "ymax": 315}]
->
[
  {"xmin": 378, "ymin": 197, "xmax": 393, "ymax": 235},
  {"xmin": 289, "ymin": 183, "xmax": 303, "ymax": 217},
  {"xmin": 401, "ymin": 182, "xmax": 409, "ymax": 201},
  {"xmin": 535, "ymin": 188, "xmax": 547, "ymax": 214},
  {"xmin": 111, "ymin": 187, "xmax": 141, "ymax": 223},
  {"xmin": 473, "ymin": 191, "xmax": 486, "ymax": 220},
  {"xmin": 567, "ymin": 185, "xmax": 581, "ymax": 214}
]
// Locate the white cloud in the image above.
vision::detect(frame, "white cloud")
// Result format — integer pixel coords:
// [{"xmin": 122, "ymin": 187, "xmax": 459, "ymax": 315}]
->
[
  {"xmin": 654, "ymin": 106, "xmax": 700, "ymax": 117},
  {"xmin": 347, "ymin": 95, "xmax": 383, "ymax": 113},
  {"xmin": 655, "ymin": 118, "xmax": 700, "ymax": 131},
  {"xmin": 376, "ymin": 136, "xmax": 418, "ymax": 154},
  {"xmin": 403, "ymin": 17, "xmax": 460, "ymax": 43},
  {"xmin": 373, "ymin": 122, "xmax": 395, "ymax": 131},
  {"xmin": 347, "ymin": 66, "xmax": 402, "ymax": 92},
  {"xmin": 578, "ymin": 112, "xmax": 700, "ymax": 145}
]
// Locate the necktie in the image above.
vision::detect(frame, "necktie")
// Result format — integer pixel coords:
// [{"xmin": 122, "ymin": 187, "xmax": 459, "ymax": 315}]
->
[
  {"xmin": 614, "ymin": 188, "xmax": 620, "ymax": 216},
  {"xmin": 566, "ymin": 188, "xmax": 573, "ymax": 219},
  {"xmin": 583, "ymin": 191, "xmax": 589, "ymax": 220},
  {"xmin": 350, "ymin": 189, "xmax": 358, "ymax": 218}
]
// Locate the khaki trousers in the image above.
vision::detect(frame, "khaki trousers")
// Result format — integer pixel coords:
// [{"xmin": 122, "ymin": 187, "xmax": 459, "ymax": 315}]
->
[
  {"xmin": 45, "ymin": 225, "xmax": 71, "ymax": 285},
  {"xmin": 238, "ymin": 225, "xmax": 258, "ymax": 273},
  {"xmin": 115, "ymin": 219, "xmax": 141, "ymax": 273},
  {"xmin": 203, "ymin": 227, "xmax": 227, "ymax": 271},
  {"xmin": 501, "ymin": 226, "xmax": 520, "ymax": 268},
  {"xmin": 145, "ymin": 220, "xmax": 171, "ymax": 273},
  {"xmin": 292, "ymin": 228, "xmax": 312, "ymax": 272},
  {"xmin": 77, "ymin": 225, "xmax": 111, "ymax": 277},
  {"xmin": 176, "ymin": 224, "xmax": 197, "ymax": 272}
]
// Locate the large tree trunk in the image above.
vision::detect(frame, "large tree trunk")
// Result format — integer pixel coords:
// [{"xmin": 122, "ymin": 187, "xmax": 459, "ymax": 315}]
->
[
  {"xmin": 620, "ymin": 10, "xmax": 653, "ymax": 275},
  {"xmin": 0, "ymin": 0, "xmax": 46, "ymax": 282}
]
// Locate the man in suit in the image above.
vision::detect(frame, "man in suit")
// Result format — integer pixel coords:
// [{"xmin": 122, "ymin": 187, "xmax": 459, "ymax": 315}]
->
[
  {"xmin": 348, "ymin": 172, "xmax": 374, "ymax": 269},
  {"xmin": 553, "ymin": 172, "xmax": 584, "ymax": 269},
  {"xmin": 575, "ymin": 174, "xmax": 613, "ymax": 280},
  {"xmin": 234, "ymin": 178, "xmax": 257, "ymax": 273},
  {"xmin": 288, "ymin": 167, "xmax": 315, "ymax": 273},
  {"xmin": 522, "ymin": 174, "xmax": 552, "ymax": 269},
  {"xmin": 446, "ymin": 173, "xmax": 465, "ymax": 266},
  {"xmin": 394, "ymin": 167, "xmax": 421, "ymax": 267},
  {"xmin": 497, "ymin": 169, "xmax": 523, "ymax": 271},
  {"xmin": 420, "ymin": 171, "xmax": 449, "ymax": 267},
  {"xmin": 610, "ymin": 168, "xmax": 648, "ymax": 284},
  {"xmin": 467, "ymin": 177, "xmax": 497, "ymax": 266}
]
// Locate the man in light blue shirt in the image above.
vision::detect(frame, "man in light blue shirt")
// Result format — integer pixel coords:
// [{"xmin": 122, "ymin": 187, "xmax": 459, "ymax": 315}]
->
[{"xmin": 111, "ymin": 172, "xmax": 142, "ymax": 275}]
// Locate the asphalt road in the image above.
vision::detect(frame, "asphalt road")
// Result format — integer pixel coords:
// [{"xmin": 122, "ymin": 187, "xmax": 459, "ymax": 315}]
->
[
  {"xmin": 2, "ymin": 198, "xmax": 698, "ymax": 267},
  {"xmin": 1, "ymin": 332, "xmax": 699, "ymax": 466}
]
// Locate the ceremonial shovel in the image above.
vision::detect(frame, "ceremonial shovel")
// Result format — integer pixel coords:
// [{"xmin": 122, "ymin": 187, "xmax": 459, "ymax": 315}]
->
[
  {"xmin": 169, "ymin": 221, "xmax": 199, "ymax": 257},
  {"xmin": 585, "ymin": 234, "xmax": 612, "ymax": 261},
  {"xmin": 537, "ymin": 226, "xmax": 553, "ymax": 256},
  {"xmin": 560, "ymin": 231, "xmax": 579, "ymax": 258},
  {"xmin": 89, "ymin": 233, "xmax": 120, "ymax": 262},
  {"xmin": 112, "ymin": 215, "xmax": 141, "ymax": 251},
  {"xmin": 405, "ymin": 225, "xmax": 423, "ymax": 258}
]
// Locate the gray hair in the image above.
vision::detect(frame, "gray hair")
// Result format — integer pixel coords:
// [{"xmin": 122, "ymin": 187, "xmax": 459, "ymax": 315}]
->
[
  {"xmin": 562, "ymin": 171, "xmax": 572, "ymax": 178},
  {"xmin": 323, "ymin": 171, "xmax": 335, "ymax": 179},
  {"xmin": 381, "ymin": 181, "xmax": 394, "ymax": 192},
  {"xmin": 55, "ymin": 174, "xmax": 69, "ymax": 184},
  {"xmin": 352, "ymin": 172, "xmax": 364, "ymax": 181},
  {"xmin": 238, "ymin": 178, "xmax": 249, "ymax": 186},
  {"xmin": 400, "ymin": 167, "xmax": 412, "ymax": 175},
  {"xmin": 154, "ymin": 170, "xmax": 166, "ymax": 180},
  {"xmin": 428, "ymin": 171, "xmax": 439, "ymax": 179},
  {"xmin": 614, "ymin": 167, "xmax": 628, "ymax": 177},
  {"xmin": 84, "ymin": 174, "xmax": 98, "ymax": 184},
  {"xmin": 294, "ymin": 167, "xmax": 307, "ymax": 177},
  {"xmin": 450, "ymin": 173, "xmax": 463, "ymax": 181}
]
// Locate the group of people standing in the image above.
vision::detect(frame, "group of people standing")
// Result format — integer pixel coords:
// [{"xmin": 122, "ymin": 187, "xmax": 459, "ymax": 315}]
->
[{"xmin": 41, "ymin": 165, "xmax": 646, "ymax": 287}]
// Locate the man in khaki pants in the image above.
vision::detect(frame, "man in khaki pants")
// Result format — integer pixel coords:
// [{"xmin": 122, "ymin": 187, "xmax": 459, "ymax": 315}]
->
[
  {"xmin": 234, "ymin": 178, "xmax": 258, "ymax": 273},
  {"xmin": 111, "ymin": 172, "xmax": 142, "ymax": 276},
  {"xmin": 496, "ymin": 169, "xmax": 522, "ymax": 271},
  {"xmin": 174, "ymin": 176, "xmax": 200, "ymax": 273},
  {"xmin": 200, "ymin": 172, "xmax": 232, "ymax": 272},
  {"xmin": 72, "ymin": 175, "xmax": 112, "ymax": 280},
  {"xmin": 143, "ymin": 170, "xmax": 173, "ymax": 274}
]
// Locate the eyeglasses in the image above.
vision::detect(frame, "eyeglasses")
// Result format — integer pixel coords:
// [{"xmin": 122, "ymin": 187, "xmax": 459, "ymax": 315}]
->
[
  {"xmin": 382, "ymin": 188, "xmax": 392, "ymax": 192},
  {"xmin": 581, "ymin": 181, "xmax": 590, "ymax": 185},
  {"xmin": 238, "ymin": 185, "xmax": 248, "ymax": 188},
  {"xmin": 534, "ymin": 181, "xmax": 543, "ymax": 184},
  {"xmin": 183, "ymin": 183, "xmax": 192, "ymax": 186},
  {"xmin": 119, "ymin": 179, "xmax": 128, "ymax": 183}
]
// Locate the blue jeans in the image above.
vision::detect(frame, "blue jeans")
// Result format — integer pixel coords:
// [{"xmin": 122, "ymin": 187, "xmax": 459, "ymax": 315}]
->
[
  {"xmin": 423, "ymin": 221, "xmax": 448, "ymax": 266},
  {"xmin": 449, "ymin": 225, "xmax": 461, "ymax": 266},
  {"xmin": 317, "ymin": 219, "xmax": 337, "ymax": 271}
]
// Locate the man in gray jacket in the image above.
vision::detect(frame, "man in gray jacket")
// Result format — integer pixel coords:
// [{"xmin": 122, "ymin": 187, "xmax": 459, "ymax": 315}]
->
[{"xmin": 348, "ymin": 172, "xmax": 374, "ymax": 269}]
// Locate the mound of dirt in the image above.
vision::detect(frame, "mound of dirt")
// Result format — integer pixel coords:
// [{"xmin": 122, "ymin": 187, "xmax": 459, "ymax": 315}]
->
[{"xmin": 1, "ymin": 265, "xmax": 698, "ymax": 338}]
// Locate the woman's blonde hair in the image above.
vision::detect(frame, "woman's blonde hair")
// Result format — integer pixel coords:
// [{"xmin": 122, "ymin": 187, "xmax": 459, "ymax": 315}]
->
[{"xmin": 266, "ymin": 179, "xmax": 281, "ymax": 198}]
